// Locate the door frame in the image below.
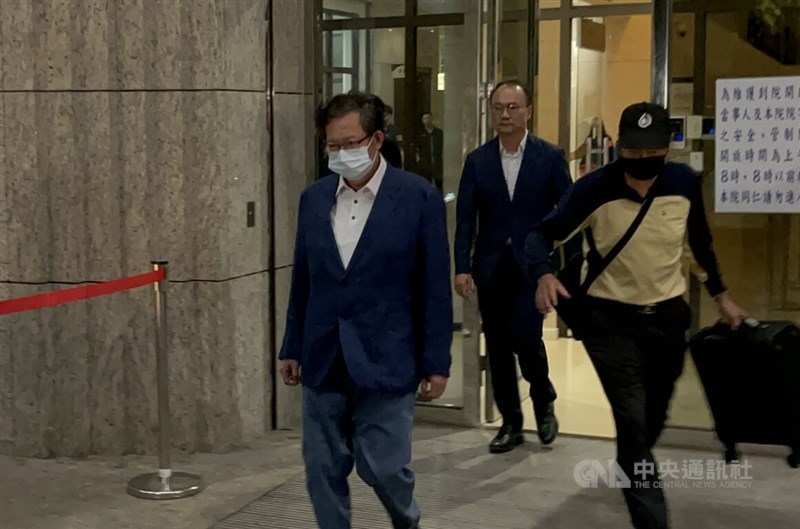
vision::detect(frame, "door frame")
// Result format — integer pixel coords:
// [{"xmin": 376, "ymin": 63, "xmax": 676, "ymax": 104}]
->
[
  {"xmin": 314, "ymin": 0, "xmax": 465, "ymax": 177},
  {"xmin": 312, "ymin": 0, "xmax": 483, "ymax": 427},
  {"xmin": 307, "ymin": 0, "xmax": 772, "ymax": 433}
]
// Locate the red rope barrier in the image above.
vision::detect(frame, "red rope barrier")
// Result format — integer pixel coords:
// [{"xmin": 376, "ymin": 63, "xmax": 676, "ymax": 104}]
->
[{"xmin": 0, "ymin": 269, "xmax": 166, "ymax": 316}]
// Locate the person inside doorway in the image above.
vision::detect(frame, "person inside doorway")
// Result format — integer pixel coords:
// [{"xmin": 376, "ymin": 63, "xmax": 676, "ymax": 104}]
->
[
  {"xmin": 385, "ymin": 104, "xmax": 403, "ymax": 144},
  {"xmin": 526, "ymin": 102, "xmax": 746, "ymax": 529},
  {"xmin": 375, "ymin": 98, "xmax": 403, "ymax": 170},
  {"xmin": 454, "ymin": 80, "xmax": 572, "ymax": 453},
  {"xmin": 574, "ymin": 117, "xmax": 615, "ymax": 177},
  {"xmin": 416, "ymin": 112, "xmax": 444, "ymax": 193}
]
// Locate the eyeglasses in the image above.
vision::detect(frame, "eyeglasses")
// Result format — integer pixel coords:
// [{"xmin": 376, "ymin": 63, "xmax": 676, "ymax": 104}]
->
[
  {"xmin": 326, "ymin": 134, "xmax": 372, "ymax": 153},
  {"xmin": 491, "ymin": 103, "xmax": 527, "ymax": 114}
]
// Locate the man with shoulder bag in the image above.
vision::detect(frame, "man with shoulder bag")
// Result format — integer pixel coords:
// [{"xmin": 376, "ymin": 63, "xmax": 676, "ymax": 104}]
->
[{"xmin": 524, "ymin": 102, "xmax": 747, "ymax": 529}]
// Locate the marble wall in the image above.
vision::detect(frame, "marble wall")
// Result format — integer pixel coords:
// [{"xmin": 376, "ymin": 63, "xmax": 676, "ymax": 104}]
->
[
  {"xmin": 0, "ymin": 0, "xmax": 312, "ymax": 456},
  {"xmin": 271, "ymin": 0, "xmax": 315, "ymax": 431}
]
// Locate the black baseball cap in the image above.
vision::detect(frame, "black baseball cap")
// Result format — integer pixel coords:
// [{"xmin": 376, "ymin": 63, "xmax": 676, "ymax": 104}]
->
[{"xmin": 617, "ymin": 102, "xmax": 672, "ymax": 149}]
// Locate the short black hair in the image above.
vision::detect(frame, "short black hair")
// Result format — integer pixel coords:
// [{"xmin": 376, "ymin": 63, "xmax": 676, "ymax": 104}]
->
[
  {"xmin": 315, "ymin": 92, "xmax": 386, "ymax": 139},
  {"xmin": 490, "ymin": 80, "xmax": 531, "ymax": 106},
  {"xmin": 385, "ymin": 104, "xmax": 393, "ymax": 115}
]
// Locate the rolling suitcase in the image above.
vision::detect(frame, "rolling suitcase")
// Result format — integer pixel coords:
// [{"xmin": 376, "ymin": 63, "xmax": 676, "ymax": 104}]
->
[{"xmin": 689, "ymin": 319, "xmax": 800, "ymax": 468}]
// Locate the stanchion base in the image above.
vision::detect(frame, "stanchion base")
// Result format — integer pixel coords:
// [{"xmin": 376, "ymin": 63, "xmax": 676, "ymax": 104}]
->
[{"xmin": 127, "ymin": 472, "xmax": 204, "ymax": 500}]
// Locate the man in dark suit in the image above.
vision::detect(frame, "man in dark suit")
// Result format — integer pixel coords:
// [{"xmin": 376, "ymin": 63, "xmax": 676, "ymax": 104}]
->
[
  {"xmin": 280, "ymin": 92, "xmax": 452, "ymax": 529},
  {"xmin": 416, "ymin": 112, "xmax": 444, "ymax": 193},
  {"xmin": 385, "ymin": 104, "xmax": 402, "ymax": 143},
  {"xmin": 381, "ymin": 137, "xmax": 403, "ymax": 169},
  {"xmin": 454, "ymin": 80, "xmax": 572, "ymax": 453}
]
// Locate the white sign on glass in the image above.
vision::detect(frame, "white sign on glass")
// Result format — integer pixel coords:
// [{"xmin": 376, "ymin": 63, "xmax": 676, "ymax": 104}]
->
[{"xmin": 715, "ymin": 76, "xmax": 800, "ymax": 213}]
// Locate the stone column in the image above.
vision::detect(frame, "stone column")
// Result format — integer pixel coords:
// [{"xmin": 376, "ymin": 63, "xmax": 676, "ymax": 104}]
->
[
  {"xmin": 0, "ymin": 0, "xmax": 274, "ymax": 457},
  {"xmin": 270, "ymin": 0, "xmax": 315, "ymax": 430}
]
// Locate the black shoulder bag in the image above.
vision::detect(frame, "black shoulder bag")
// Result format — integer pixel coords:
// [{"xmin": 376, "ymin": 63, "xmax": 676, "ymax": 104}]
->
[{"xmin": 554, "ymin": 197, "xmax": 653, "ymax": 339}]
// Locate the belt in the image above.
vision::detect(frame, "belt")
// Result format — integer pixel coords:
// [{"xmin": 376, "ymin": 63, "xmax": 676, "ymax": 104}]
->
[{"xmin": 586, "ymin": 296, "xmax": 683, "ymax": 315}]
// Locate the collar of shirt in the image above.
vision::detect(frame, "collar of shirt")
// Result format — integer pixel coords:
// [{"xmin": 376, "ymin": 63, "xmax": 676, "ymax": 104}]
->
[
  {"xmin": 499, "ymin": 132, "xmax": 528, "ymax": 159},
  {"xmin": 337, "ymin": 155, "xmax": 387, "ymax": 197}
]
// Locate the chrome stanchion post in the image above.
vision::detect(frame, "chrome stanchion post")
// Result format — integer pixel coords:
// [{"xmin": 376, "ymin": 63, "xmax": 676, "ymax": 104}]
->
[
  {"xmin": 127, "ymin": 261, "xmax": 204, "ymax": 500},
  {"xmin": 585, "ymin": 137, "xmax": 593, "ymax": 173}
]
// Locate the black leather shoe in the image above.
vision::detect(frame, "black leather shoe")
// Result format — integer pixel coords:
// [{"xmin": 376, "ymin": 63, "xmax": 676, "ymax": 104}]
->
[
  {"xmin": 536, "ymin": 403, "xmax": 559, "ymax": 445},
  {"xmin": 489, "ymin": 425, "xmax": 524, "ymax": 453}
]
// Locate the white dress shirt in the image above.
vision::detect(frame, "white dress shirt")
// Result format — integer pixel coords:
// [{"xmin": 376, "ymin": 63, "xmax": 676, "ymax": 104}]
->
[
  {"xmin": 331, "ymin": 156, "xmax": 387, "ymax": 269},
  {"xmin": 499, "ymin": 132, "xmax": 528, "ymax": 200}
]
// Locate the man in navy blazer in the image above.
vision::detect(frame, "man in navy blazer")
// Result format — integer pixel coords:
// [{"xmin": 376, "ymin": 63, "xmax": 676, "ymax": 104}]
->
[
  {"xmin": 279, "ymin": 92, "xmax": 453, "ymax": 529},
  {"xmin": 454, "ymin": 81, "xmax": 572, "ymax": 453}
]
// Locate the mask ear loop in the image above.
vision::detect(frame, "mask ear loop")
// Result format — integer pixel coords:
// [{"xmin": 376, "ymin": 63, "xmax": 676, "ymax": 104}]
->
[{"xmin": 364, "ymin": 134, "xmax": 377, "ymax": 163}]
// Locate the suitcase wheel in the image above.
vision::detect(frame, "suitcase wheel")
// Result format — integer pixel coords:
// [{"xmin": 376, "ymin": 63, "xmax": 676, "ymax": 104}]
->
[
  {"xmin": 724, "ymin": 445, "xmax": 739, "ymax": 464},
  {"xmin": 788, "ymin": 452, "xmax": 799, "ymax": 469}
]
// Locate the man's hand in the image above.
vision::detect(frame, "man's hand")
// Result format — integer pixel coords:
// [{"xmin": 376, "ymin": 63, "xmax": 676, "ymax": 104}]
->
[
  {"xmin": 280, "ymin": 360, "xmax": 301, "ymax": 386},
  {"xmin": 454, "ymin": 273, "xmax": 475, "ymax": 299},
  {"xmin": 419, "ymin": 375, "xmax": 448, "ymax": 400},
  {"xmin": 535, "ymin": 273, "xmax": 571, "ymax": 315},
  {"xmin": 715, "ymin": 292, "xmax": 746, "ymax": 331}
]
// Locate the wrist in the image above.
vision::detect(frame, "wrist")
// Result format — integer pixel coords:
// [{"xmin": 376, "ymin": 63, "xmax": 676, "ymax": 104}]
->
[{"xmin": 537, "ymin": 272, "xmax": 556, "ymax": 284}]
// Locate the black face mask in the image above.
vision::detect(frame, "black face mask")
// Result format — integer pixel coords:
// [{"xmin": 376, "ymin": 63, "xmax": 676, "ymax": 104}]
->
[{"xmin": 620, "ymin": 155, "xmax": 666, "ymax": 181}]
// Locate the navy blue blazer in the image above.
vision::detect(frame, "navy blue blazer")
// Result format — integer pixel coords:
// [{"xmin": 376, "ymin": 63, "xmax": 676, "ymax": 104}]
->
[
  {"xmin": 279, "ymin": 165, "xmax": 453, "ymax": 393},
  {"xmin": 454, "ymin": 135, "xmax": 572, "ymax": 287}
]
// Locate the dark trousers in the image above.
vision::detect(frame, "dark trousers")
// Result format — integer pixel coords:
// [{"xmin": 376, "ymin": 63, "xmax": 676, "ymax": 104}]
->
[
  {"xmin": 418, "ymin": 167, "xmax": 443, "ymax": 194},
  {"xmin": 582, "ymin": 297, "xmax": 691, "ymax": 529},
  {"xmin": 478, "ymin": 248, "xmax": 556, "ymax": 430},
  {"xmin": 303, "ymin": 352, "xmax": 419, "ymax": 529}
]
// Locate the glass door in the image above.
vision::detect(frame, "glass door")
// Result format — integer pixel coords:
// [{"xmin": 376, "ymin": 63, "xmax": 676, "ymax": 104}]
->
[
  {"xmin": 569, "ymin": 14, "xmax": 653, "ymax": 180},
  {"xmin": 411, "ymin": 4, "xmax": 483, "ymax": 428},
  {"xmin": 665, "ymin": 2, "xmax": 800, "ymax": 432},
  {"xmin": 315, "ymin": 0, "xmax": 484, "ymax": 427},
  {"xmin": 499, "ymin": 3, "xmax": 657, "ymax": 439}
]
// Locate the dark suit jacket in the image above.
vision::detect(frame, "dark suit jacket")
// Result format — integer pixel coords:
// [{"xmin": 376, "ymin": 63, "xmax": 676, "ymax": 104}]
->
[
  {"xmin": 454, "ymin": 134, "xmax": 573, "ymax": 288},
  {"xmin": 381, "ymin": 138, "xmax": 403, "ymax": 169},
  {"xmin": 417, "ymin": 128, "xmax": 444, "ymax": 178},
  {"xmin": 279, "ymin": 166, "xmax": 453, "ymax": 393}
]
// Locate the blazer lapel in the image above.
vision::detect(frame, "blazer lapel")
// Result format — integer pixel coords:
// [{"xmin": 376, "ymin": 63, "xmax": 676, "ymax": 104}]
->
[
  {"xmin": 316, "ymin": 180, "xmax": 347, "ymax": 278},
  {"xmin": 488, "ymin": 137, "xmax": 512, "ymax": 204},
  {"xmin": 344, "ymin": 168, "xmax": 400, "ymax": 276},
  {"xmin": 512, "ymin": 135, "xmax": 540, "ymax": 203}
]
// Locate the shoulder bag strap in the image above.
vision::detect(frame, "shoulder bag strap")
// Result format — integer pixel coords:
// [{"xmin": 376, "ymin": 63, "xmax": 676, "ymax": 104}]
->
[{"xmin": 578, "ymin": 197, "xmax": 654, "ymax": 294}]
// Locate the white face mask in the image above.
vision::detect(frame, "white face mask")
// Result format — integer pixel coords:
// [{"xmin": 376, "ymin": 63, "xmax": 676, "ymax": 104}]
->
[{"xmin": 328, "ymin": 136, "xmax": 376, "ymax": 182}]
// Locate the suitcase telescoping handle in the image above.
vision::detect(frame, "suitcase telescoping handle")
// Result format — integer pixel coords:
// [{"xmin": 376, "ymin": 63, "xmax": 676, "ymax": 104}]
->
[
  {"xmin": 742, "ymin": 317, "xmax": 760, "ymax": 328},
  {"xmin": 715, "ymin": 317, "xmax": 759, "ymax": 331}
]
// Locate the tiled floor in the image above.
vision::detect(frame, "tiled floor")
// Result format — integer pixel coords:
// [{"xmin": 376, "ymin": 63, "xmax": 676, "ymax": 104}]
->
[
  {"xmin": 3, "ymin": 425, "xmax": 798, "ymax": 529},
  {"xmin": 214, "ymin": 426, "xmax": 800, "ymax": 529}
]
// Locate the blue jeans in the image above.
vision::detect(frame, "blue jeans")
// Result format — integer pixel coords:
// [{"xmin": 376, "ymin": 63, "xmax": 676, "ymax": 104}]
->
[{"xmin": 302, "ymin": 380, "xmax": 419, "ymax": 529}]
